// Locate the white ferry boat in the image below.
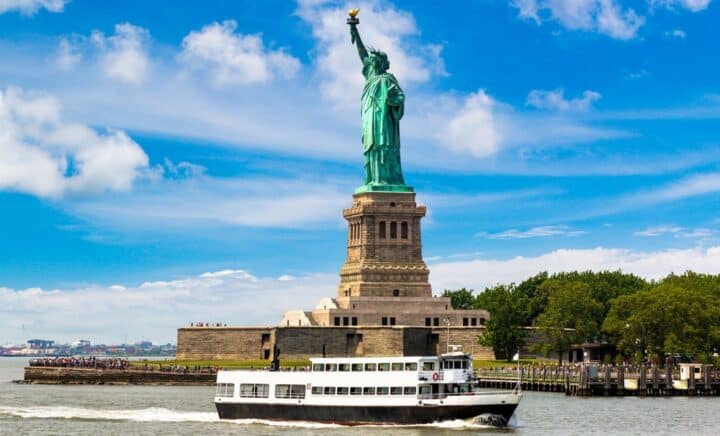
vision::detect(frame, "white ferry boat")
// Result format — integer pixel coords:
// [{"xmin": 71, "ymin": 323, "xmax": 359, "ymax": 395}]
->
[{"xmin": 214, "ymin": 351, "xmax": 522, "ymax": 426}]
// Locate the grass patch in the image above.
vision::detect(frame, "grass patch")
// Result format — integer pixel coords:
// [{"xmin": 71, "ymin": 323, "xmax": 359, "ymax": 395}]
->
[
  {"xmin": 130, "ymin": 359, "xmax": 310, "ymax": 369},
  {"xmin": 472, "ymin": 358, "xmax": 548, "ymax": 369}
]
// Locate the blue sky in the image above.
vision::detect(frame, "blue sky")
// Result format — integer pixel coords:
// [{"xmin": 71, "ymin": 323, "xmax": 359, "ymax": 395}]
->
[{"xmin": 1, "ymin": 0, "xmax": 720, "ymax": 344}]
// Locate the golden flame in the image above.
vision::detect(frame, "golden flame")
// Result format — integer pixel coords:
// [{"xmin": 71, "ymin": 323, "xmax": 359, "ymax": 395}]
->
[{"xmin": 348, "ymin": 8, "xmax": 360, "ymax": 18}]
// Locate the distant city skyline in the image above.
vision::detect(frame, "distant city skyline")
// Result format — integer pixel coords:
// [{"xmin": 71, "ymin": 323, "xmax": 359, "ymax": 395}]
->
[{"xmin": 1, "ymin": 0, "xmax": 719, "ymax": 343}]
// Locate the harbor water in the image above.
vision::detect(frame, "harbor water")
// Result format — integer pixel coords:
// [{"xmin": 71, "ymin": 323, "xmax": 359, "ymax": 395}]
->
[{"xmin": 2, "ymin": 357, "xmax": 720, "ymax": 435}]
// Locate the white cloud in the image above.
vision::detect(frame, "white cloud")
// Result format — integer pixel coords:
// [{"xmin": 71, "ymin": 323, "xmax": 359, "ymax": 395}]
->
[
  {"xmin": 91, "ymin": 23, "xmax": 151, "ymax": 84},
  {"xmin": 430, "ymin": 245, "xmax": 720, "ymax": 291},
  {"xmin": 624, "ymin": 172, "xmax": 720, "ymax": 205},
  {"xmin": 0, "ymin": 0, "xmax": 66, "ymax": 15},
  {"xmin": 476, "ymin": 225, "xmax": 586, "ymax": 239},
  {"xmin": 296, "ymin": 0, "xmax": 444, "ymax": 106},
  {"xmin": 0, "ymin": 269, "xmax": 337, "ymax": 344},
  {"xmin": 443, "ymin": 90, "xmax": 503, "ymax": 158},
  {"xmin": 55, "ymin": 37, "xmax": 81, "ymax": 71},
  {"xmin": 512, "ymin": 0, "xmax": 645, "ymax": 40},
  {"xmin": 66, "ymin": 175, "xmax": 350, "ymax": 229},
  {"xmin": 650, "ymin": 0, "xmax": 712, "ymax": 12},
  {"xmin": 634, "ymin": 225, "xmax": 715, "ymax": 238},
  {"xmin": 527, "ymin": 89, "xmax": 602, "ymax": 111},
  {"xmin": 666, "ymin": 29, "xmax": 687, "ymax": 38},
  {"xmin": 180, "ymin": 20, "xmax": 300, "ymax": 86},
  {"xmin": 0, "ymin": 87, "xmax": 149, "ymax": 198}
]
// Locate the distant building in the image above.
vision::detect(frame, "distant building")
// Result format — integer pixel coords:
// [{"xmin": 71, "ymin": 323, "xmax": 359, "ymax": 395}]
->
[{"xmin": 28, "ymin": 339, "xmax": 54, "ymax": 349}]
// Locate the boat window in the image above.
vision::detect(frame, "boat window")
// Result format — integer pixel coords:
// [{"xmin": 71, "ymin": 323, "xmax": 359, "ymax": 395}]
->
[
  {"xmin": 422, "ymin": 362, "xmax": 435, "ymax": 371},
  {"xmin": 419, "ymin": 385, "xmax": 432, "ymax": 396},
  {"xmin": 455, "ymin": 361, "xmax": 462, "ymax": 369},
  {"xmin": 239, "ymin": 383, "xmax": 269, "ymax": 398},
  {"xmin": 339, "ymin": 363, "xmax": 351, "ymax": 372},
  {"xmin": 404, "ymin": 362, "xmax": 417, "ymax": 371},
  {"xmin": 311, "ymin": 386, "xmax": 323, "ymax": 395},
  {"xmin": 390, "ymin": 387, "xmax": 403, "ymax": 395},
  {"xmin": 351, "ymin": 363, "xmax": 363, "ymax": 372},
  {"xmin": 365, "ymin": 363, "xmax": 377, "ymax": 371},
  {"xmin": 391, "ymin": 363, "xmax": 403, "ymax": 371},
  {"xmin": 337, "ymin": 387, "xmax": 349, "ymax": 395},
  {"xmin": 404, "ymin": 387, "xmax": 417, "ymax": 395},
  {"xmin": 275, "ymin": 384, "xmax": 306, "ymax": 399},
  {"xmin": 378, "ymin": 363, "xmax": 390, "ymax": 371},
  {"xmin": 376, "ymin": 387, "xmax": 389, "ymax": 395},
  {"xmin": 312, "ymin": 364, "xmax": 324, "ymax": 372},
  {"xmin": 325, "ymin": 363, "xmax": 337, "ymax": 372},
  {"xmin": 350, "ymin": 387, "xmax": 362, "ymax": 395},
  {"xmin": 216, "ymin": 383, "xmax": 234, "ymax": 398},
  {"xmin": 324, "ymin": 387, "xmax": 336, "ymax": 395},
  {"xmin": 363, "ymin": 387, "xmax": 375, "ymax": 395}
]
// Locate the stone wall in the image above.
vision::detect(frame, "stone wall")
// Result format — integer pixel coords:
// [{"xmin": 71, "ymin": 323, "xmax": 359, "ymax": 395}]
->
[
  {"xmin": 177, "ymin": 325, "xmax": 495, "ymax": 361},
  {"xmin": 23, "ymin": 367, "xmax": 215, "ymax": 385},
  {"xmin": 177, "ymin": 327, "xmax": 274, "ymax": 360}
]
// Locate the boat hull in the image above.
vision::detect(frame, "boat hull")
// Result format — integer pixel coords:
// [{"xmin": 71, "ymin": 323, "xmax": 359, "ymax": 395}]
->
[{"xmin": 215, "ymin": 402, "xmax": 518, "ymax": 425}]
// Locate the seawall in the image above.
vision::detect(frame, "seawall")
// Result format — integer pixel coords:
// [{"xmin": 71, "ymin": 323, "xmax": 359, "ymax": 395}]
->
[{"xmin": 22, "ymin": 367, "xmax": 216, "ymax": 386}]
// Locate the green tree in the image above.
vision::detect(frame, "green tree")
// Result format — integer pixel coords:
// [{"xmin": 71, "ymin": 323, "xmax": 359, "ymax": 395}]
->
[
  {"xmin": 603, "ymin": 272, "xmax": 720, "ymax": 362},
  {"xmin": 442, "ymin": 288, "xmax": 475, "ymax": 310},
  {"xmin": 476, "ymin": 284, "xmax": 528, "ymax": 361},
  {"xmin": 533, "ymin": 280, "xmax": 603, "ymax": 364},
  {"xmin": 514, "ymin": 272, "xmax": 549, "ymax": 325}
]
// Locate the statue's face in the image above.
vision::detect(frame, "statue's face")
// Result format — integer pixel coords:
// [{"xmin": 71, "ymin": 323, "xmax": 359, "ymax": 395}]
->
[{"xmin": 365, "ymin": 52, "xmax": 389, "ymax": 75}]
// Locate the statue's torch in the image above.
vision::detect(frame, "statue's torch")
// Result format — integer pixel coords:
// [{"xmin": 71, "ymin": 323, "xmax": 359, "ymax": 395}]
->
[{"xmin": 347, "ymin": 8, "xmax": 360, "ymax": 43}]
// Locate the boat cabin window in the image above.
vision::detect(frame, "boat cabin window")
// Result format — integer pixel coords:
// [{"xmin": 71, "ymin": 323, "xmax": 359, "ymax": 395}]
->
[
  {"xmin": 391, "ymin": 363, "xmax": 403, "ymax": 371},
  {"xmin": 390, "ymin": 386, "xmax": 403, "ymax": 395},
  {"xmin": 325, "ymin": 363, "xmax": 337, "ymax": 371},
  {"xmin": 351, "ymin": 363, "xmax": 363, "ymax": 371},
  {"xmin": 365, "ymin": 363, "xmax": 377, "ymax": 371},
  {"xmin": 324, "ymin": 387, "xmax": 336, "ymax": 395},
  {"xmin": 239, "ymin": 383, "xmax": 269, "ymax": 398},
  {"xmin": 378, "ymin": 363, "xmax": 390, "ymax": 371},
  {"xmin": 312, "ymin": 363, "xmax": 324, "ymax": 372},
  {"xmin": 311, "ymin": 386, "xmax": 323, "ymax": 395},
  {"xmin": 275, "ymin": 384, "xmax": 306, "ymax": 399},
  {"xmin": 350, "ymin": 387, "xmax": 362, "ymax": 395},
  {"xmin": 422, "ymin": 362, "xmax": 436, "ymax": 371},
  {"xmin": 404, "ymin": 387, "xmax": 417, "ymax": 395},
  {"xmin": 404, "ymin": 362, "xmax": 418, "ymax": 371},
  {"xmin": 442, "ymin": 359, "xmax": 468, "ymax": 369},
  {"xmin": 216, "ymin": 383, "xmax": 234, "ymax": 398},
  {"xmin": 376, "ymin": 387, "xmax": 389, "ymax": 395},
  {"xmin": 339, "ymin": 363, "xmax": 351, "ymax": 372},
  {"xmin": 337, "ymin": 387, "xmax": 349, "ymax": 395},
  {"xmin": 363, "ymin": 387, "xmax": 375, "ymax": 395},
  {"xmin": 419, "ymin": 385, "xmax": 432, "ymax": 396}
]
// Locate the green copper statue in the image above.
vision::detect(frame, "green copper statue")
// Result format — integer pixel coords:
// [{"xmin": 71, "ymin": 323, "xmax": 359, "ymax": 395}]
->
[{"xmin": 348, "ymin": 9, "xmax": 412, "ymax": 193}]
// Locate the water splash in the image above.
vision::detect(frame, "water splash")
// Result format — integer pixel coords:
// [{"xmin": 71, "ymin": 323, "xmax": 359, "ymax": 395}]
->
[{"xmin": 0, "ymin": 406, "xmax": 504, "ymax": 430}]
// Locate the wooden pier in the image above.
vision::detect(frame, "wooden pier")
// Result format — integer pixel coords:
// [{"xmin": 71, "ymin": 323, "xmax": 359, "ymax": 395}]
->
[{"xmin": 476, "ymin": 364, "xmax": 720, "ymax": 396}]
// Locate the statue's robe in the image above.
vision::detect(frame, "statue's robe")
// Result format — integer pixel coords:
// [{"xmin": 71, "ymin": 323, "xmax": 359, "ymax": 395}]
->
[{"xmin": 361, "ymin": 68, "xmax": 405, "ymax": 186}]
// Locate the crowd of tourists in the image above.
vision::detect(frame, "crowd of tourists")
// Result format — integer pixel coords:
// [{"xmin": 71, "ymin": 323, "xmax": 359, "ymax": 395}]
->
[
  {"xmin": 190, "ymin": 322, "xmax": 227, "ymax": 327},
  {"xmin": 29, "ymin": 357, "xmax": 130, "ymax": 369}
]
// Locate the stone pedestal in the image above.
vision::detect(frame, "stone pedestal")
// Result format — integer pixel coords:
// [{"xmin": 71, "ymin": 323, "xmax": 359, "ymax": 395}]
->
[{"xmin": 338, "ymin": 191, "xmax": 430, "ymax": 299}]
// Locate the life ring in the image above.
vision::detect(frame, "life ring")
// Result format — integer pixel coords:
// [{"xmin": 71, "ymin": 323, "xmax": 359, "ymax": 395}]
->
[{"xmin": 432, "ymin": 372, "xmax": 440, "ymax": 381}]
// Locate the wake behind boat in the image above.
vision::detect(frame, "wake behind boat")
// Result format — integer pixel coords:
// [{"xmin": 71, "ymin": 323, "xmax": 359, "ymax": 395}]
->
[{"xmin": 214, "ymin": 351, "xmax": 522, "ymax": 426}]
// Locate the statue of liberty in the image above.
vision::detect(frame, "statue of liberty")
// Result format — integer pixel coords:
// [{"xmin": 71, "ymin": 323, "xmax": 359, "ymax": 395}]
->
[{"xmin": 348, "ymin": 10, "xmax": 411, "ymax": 193}]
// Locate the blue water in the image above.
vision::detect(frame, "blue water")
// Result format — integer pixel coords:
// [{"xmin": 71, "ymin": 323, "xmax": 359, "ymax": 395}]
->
[{"xmin": 1, "ymin": 357, "xmax": 719, "ymax": 435}]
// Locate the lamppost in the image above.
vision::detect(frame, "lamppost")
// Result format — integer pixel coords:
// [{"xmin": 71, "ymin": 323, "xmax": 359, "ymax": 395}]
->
[{"xmin": 444, "ymin": 317, "xmax": 450, "ymax": 353}]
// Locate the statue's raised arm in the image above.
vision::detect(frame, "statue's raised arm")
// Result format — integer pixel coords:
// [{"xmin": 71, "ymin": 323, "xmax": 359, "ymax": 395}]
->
[{"xmin": 347, "ymin": 9, "xmax": 368, "ymax": 61}]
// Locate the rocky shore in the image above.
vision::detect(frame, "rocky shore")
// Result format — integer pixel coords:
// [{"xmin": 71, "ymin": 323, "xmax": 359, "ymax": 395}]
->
[{"xmin": 21, "ymin": 366, "xmax": 215, "ymax": 386}]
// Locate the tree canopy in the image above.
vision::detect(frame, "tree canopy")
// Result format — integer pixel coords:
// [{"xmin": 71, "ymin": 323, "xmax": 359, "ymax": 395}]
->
[{"xmin": 450, "ymin": 270, "xmax": 720, "ymax": 363}]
